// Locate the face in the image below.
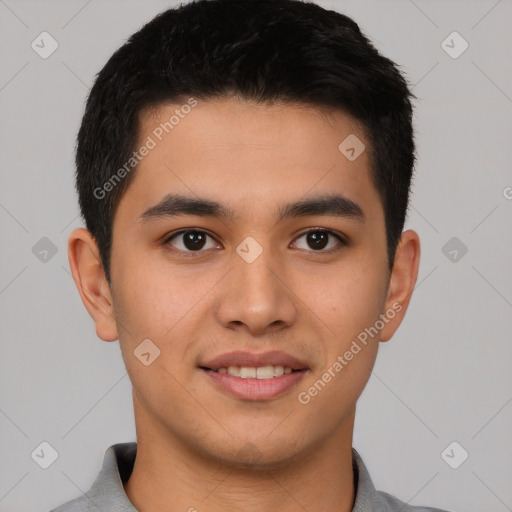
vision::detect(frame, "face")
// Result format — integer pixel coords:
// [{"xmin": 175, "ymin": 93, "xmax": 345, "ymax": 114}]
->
[{"xmin": 70, "ymin": 97, "xmax": 420, "ymax": 468}]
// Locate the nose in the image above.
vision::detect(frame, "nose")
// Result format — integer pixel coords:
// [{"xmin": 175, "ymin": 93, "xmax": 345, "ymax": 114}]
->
[{"xmin": 214, "ymin": 242, "xmax": 298, "ymax": 337}]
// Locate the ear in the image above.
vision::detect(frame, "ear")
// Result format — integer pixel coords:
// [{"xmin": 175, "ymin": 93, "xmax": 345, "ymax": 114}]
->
[
  {"xmin": 67, "ymin": 227, "xmax": 119, "ymax": 342},
  {"xmin": 380, "ymin": 229, "xmax": 421, "ymax": 342}
]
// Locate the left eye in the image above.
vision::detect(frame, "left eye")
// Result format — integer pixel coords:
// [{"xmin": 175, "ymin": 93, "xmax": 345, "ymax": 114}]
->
[
  {"xmin": 164, "ymin": 229, "xmax": 344, "ymax": 253},
  {"xmin": 293, "ymin": 229, "xmax": 344, "ymax": 252}
]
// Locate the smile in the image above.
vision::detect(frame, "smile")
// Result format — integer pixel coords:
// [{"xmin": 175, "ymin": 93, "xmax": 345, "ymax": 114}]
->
[
  {"xmin": 200, "ymin": 366, "xmax": 308, "ymax": 400},
  {"xmin": 207, "ymin": 365, "xmax": 295, "ymax": 379}
]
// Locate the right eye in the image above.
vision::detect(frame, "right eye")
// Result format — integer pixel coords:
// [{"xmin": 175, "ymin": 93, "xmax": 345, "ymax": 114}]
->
[{"xmin": 163, "ymin": 229, "xmax": 222, "ymax": 253}]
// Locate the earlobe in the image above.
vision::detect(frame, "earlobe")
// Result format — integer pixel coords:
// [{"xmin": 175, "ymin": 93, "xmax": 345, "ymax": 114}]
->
[
  {"xmin": 380, "ymin": 229, "xmax": 421, "ymax": 342},
  {"xmin": 67, "ymin": 227, "xmax": 119, "ymax": 342}
]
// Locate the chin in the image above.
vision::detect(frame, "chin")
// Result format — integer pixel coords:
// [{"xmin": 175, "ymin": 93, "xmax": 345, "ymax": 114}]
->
[{"xmin": 199, "ymin": 436, "xmax": 307, "ymax": 472}]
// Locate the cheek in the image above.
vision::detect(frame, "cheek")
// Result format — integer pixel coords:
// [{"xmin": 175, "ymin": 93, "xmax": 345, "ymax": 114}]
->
[
  {"xmin": 112, "ymin": 251, "xmax": 203, "ymax": 339},
  {"xmin": 297, "ymin": 272, "xmax": 382, "ymax": 415},
  {"xmin": 293, "ymin": 259, "xmax": 385, "ymax": 402},
  {"xmin": 297, "ymin": 261, "xmax": 386, "ymax": 342}
]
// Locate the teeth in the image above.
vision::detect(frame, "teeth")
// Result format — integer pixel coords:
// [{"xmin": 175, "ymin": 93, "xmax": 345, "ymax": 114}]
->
[
  {"xmin": 216, "ymin": 365, "xmax": 295, "ymax": 379},
  {"xmin": 273, "ymin": 365, "xmax": 284, "ymax": 377},
  {"xmin": 227, "ymin": 366, "xmax": 240, "ymax": 377},
  {"xmin": 256, "ymin": 365, "xmax": 273, "ymax": 379},
  {"xmin": 239, "ymin": 367, "xmax": 256, "ymax": 378}
]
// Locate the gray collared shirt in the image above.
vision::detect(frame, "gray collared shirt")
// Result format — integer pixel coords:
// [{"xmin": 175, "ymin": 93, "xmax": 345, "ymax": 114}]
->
[{"xmin": 50, "ymin": 443, "xmax": 451, "ymax": 512}]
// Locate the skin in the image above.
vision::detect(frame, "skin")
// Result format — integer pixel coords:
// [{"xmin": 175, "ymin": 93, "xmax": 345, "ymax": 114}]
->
[{"xmin": 68, "ymin": 97, "xmax": 420, "ymax": 512}]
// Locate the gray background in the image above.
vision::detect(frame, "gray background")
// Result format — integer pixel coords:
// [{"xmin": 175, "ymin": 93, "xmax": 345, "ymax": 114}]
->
[{"xmin": 1, "ymin": 0, "xmax": 511, "ymax": 511}]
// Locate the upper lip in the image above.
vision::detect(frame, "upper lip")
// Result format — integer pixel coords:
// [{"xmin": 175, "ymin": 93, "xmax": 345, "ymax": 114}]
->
[{"xmin": 199, "ymin": 350, "xmax": 309, "ymax": 371}]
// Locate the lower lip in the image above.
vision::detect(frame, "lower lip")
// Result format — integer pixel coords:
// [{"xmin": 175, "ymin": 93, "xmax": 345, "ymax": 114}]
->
[{"xmin": 201, "ymin": 368, "xmax": 308, "ymax": 401}]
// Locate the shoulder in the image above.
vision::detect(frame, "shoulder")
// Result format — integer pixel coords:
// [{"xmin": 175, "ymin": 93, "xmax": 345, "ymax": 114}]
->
[
  {"xmin": 48, "ymin": 495, "xmax": 92, "ymax": 512},
  {"xmin": 351, "ymin": 447, "xmax": 452, "ymax": 512},
  {"xmin": 375, "ymin": 490, "xmax": 452, "ymax": 512},
  {"xmin": 48, "ymin": 442, "xmax": 137, "ymax": 512}
]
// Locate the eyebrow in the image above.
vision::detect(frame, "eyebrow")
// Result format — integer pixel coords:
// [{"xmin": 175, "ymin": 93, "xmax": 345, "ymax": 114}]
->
[{"xmin": 139, "ymin": 193, "xmax": 365, "ymax": 224}]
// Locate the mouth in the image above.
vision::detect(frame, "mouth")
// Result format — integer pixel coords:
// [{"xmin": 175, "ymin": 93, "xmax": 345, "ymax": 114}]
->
[
  {"xmin": 199, "ymin": 365, "xmax": 305, "ymax": 379},
  {"xmin": 198, "ymin": 351, "xmax": 310, "ymax": 401}
]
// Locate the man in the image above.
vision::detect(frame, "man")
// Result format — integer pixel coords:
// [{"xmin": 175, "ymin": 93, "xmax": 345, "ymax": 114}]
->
[{"xmin": 53, "ymin": 0, "xmax": 450, "ymax": 510}]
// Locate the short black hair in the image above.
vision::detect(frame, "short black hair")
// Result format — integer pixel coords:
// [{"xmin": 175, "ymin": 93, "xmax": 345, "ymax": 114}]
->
[{"xmin": 75, "ymin": 0, "xmax": 416, "ymax": 285}]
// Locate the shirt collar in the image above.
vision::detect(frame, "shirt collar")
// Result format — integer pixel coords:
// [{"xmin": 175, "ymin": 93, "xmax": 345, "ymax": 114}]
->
[{"xmin": 84, "ymin": 442, "xmax": 380, "ymax": 511}]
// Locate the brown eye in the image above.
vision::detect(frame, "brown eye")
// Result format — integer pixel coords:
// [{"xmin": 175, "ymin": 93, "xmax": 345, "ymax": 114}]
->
[
  {"xmin": 165, "ymin": 230, "xmax": 220, "ymax": 252},
  {"xmin": 293, "ymin": 229, "xmax": 344, "ymax": 252}
]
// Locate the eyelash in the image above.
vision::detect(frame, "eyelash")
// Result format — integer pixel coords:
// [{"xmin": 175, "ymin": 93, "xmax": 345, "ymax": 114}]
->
[{"xmin": 162, "ymin": 227, "xmax": 347, "ymax": 256}]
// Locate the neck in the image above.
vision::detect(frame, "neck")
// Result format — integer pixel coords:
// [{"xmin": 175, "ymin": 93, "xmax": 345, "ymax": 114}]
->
[{"xmin": 124, "ymin": 407, "xmax": 356, "ymax": 512}]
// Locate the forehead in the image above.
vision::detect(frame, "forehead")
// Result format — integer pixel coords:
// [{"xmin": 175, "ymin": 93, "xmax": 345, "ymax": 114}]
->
[{"xmin": 116, "ymin": 97, "xmax": 382, "ymax": 226}]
